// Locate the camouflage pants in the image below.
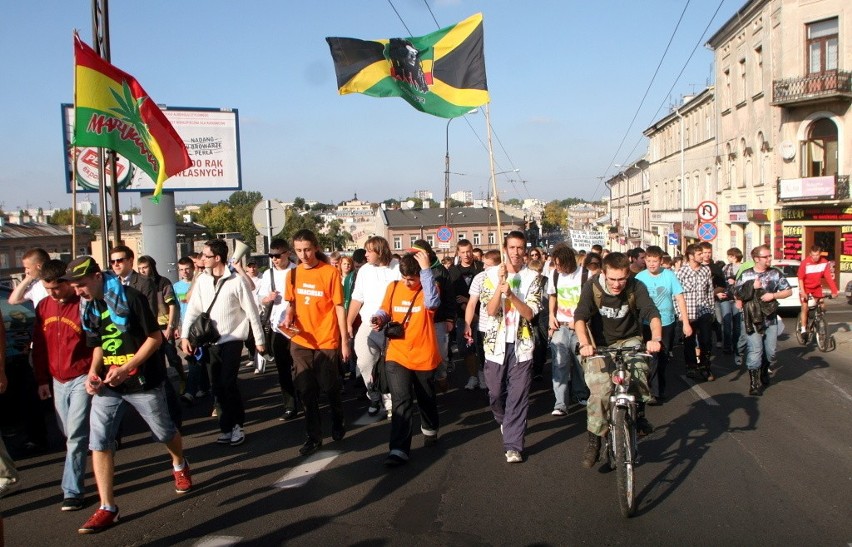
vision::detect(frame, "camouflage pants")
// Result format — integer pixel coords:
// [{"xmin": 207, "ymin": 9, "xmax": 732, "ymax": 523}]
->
[{"xmin": 581, "ymin": 336, "xmax": 651, "ymax": 436}]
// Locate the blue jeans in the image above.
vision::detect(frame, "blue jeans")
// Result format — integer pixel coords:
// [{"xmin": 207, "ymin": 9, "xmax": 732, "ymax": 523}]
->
[
  {"xmin": 53, "ymin": 375, "xmax": 91, "ymax": 499},
  {"xmin": 550, "ymin": 326, "xmax": 579, "ymax": 411},
  {"xmin": 744, "ymin": 315, "xmax": 779, "ymax": 371},
  {"xmin": 719, "ymin": 299, "xmax": 742, "ymax": 353},
  {"xmin": 89, "ymin": 383, "xmax": 177, "ymax": 451}
]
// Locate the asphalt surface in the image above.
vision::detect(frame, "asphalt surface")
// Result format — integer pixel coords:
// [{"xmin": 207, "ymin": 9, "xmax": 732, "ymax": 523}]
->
[{"xmin": 3, "ymin": 302, "xmax": 852, "ymax": 546}]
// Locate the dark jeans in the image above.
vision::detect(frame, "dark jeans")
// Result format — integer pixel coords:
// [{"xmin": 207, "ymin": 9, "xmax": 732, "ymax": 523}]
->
[
  {"xmin": 291, "ymin": 344, "xmax": 344, "ymax": 443},
  {"xmin": 683, "ymin": 313, "xmax": 713, "ymax": 369},
  {"xmin": 532, "ymin": 312, "xmax": 549, "ymax": 376},
  {"xmin": 643, "ymin": 322, "xmax": 675, "ymax": 398},
  {"xmin": 272, "ymin": 332, "xmax": 298, "ymax": 413},
  {"xmin": 0, "ymin": 359, "xmax": 48, "ymax": 447},
  {"xmin": 385, "ymin": 360, "xmax": 439, "ymax": 456},
  {"xmin": 185, "ymin": 353, "xmax": 210, "ymax": 396},
  {"xmin": 209, "ymin": 340, "xmax": 245, "ymax": 433}
]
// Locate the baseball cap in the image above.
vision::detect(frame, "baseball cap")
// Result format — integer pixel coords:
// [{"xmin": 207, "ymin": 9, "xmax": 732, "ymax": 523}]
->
[{"xmin": 59, "ymin": 255, "xmax": 101, "ymax": 281}]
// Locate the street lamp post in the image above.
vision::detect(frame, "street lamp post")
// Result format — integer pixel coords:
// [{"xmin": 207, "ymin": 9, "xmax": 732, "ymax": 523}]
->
[{"xmin": 444, "ymin": 109, "xmax": 479, "ymax": 235}]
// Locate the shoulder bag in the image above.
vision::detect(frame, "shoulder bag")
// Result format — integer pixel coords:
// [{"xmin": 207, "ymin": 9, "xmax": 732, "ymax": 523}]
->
[{"xmin": 187, "ymin": 277, "xmax": 228, "ymax": 348}]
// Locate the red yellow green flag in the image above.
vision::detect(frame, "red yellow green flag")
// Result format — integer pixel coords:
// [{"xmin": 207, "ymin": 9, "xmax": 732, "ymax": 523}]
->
[
  {"xmin": 326, "ymin": 13, "xmax": 489, "ymax": 118},
  {"xmin": 73, "ymin": 33, "xmax": 191, "ymax": 202}
]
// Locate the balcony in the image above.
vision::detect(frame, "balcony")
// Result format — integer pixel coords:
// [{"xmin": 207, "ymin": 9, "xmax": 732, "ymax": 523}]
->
[{"xmin": 772, "ymin": 70, "xmax": 852, "ymax": 106}]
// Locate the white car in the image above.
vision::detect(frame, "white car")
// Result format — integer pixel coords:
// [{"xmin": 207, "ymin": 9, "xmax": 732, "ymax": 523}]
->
[{"xmin": 771, "ymin": 259, "xmax": 805, "ymax": 311}]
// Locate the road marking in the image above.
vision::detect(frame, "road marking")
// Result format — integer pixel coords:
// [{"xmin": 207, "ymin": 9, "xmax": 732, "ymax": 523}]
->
[
  {"xmin": 678, "ymin": 375, "xmax": 720, "ymax": 406},
  {"xmin": 814, "ymin": 370, "xmax": 852, "ymax": 403},
  {"xmin": 194, "ymin": 536, "xmax": 242, "ymax": 546},
  {"xmin": 273, "ymin": 450, "xmax": 341, "ymax": 489}
]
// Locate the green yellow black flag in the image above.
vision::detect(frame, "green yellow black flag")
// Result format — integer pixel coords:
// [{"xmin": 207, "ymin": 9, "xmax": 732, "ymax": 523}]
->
[{"xmin": 326, "ymin": 13, "xmax": 489, "ymax": 118}]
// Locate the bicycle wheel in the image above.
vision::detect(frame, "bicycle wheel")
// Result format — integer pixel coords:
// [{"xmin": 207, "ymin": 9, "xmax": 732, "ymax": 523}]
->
[
  {"xmin": 815, "ymin": 316, "xmax": 830, "ymax": 352},
  {"xmin": 794, "ymin": 317, "xmax": 807, "ymax": 345},
  {"xmin": 612, "ymin": 406, "xmax": 636, "ymax": 517}
]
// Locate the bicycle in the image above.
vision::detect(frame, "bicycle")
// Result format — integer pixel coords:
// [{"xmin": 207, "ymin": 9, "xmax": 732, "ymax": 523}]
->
[
  {"xmin": 795, "ymin": 295, "xmax": 834, "ymax": 352},
  {"xmin": 592, "ymin": 344, "xmax": 651, "ymax": 518}
]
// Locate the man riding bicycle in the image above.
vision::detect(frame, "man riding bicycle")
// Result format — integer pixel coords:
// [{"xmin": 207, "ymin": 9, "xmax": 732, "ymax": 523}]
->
[
  {"xmin": 797, "ymin": 245, "xmax": 839, "ymax": 334},
  {"xmin": 574, "ymin": 252, "xmax": 662, "ymax": 469}
]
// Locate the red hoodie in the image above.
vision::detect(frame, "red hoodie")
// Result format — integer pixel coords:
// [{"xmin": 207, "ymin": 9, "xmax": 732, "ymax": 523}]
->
[{"xmin": 32, "ymin": 294, "xmax": 93, "ymax": 385}]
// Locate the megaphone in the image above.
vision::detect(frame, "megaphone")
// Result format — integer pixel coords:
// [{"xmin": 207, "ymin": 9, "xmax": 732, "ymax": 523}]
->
[{"xmin": 232, "ymin": 240, "xmax": 251, "ymax": 262}]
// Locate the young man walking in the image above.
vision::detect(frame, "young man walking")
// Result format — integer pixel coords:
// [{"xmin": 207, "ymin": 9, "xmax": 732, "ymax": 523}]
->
[
  {"xmin": 32, "ymin": 260, "xmax": 94, "ymax": 512},
  {"xmin": 479, "ymin": 231, "xmax": 544, "ymax": 463},
  {"xmin": 64, "ymin": 256, "xmax": 191, "ymax": 534}
]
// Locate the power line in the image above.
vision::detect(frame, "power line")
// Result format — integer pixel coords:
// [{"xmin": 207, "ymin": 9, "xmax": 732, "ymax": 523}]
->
[
  {"xmin": 386, "ymin": 0, "xmax": 413, "ymax": 35},
  {"xmin": 591, "ymin": 0, "xmax": 693, "ymax": 201},
  {"xmin": 593, "ymin": 0, "xmax": 729, "ymax": 201}
]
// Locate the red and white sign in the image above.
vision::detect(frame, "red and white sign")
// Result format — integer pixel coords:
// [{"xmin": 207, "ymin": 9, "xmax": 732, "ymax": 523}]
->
[{"xmin": 696, "ymin": 201, "xmax": 718, "ymax": 222}]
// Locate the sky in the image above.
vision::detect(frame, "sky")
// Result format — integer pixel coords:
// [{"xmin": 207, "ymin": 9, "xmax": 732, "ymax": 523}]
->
[{"xmin": 0, "ymin": 0, "xmax": 744, "ymax": 212}]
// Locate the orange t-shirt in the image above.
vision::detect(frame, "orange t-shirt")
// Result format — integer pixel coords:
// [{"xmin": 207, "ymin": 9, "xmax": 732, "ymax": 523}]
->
[
  {"xmin": 285, "ymin": 261, "xmax": 343, "ymax": 350},
  {"xmin": 382, "ymin": 281, "xmax": 439, "ymax": 371}
]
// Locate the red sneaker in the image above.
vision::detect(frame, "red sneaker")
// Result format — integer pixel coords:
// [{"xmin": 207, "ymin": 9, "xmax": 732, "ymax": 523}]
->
[
  {"xmin": 78, "ymin": 508, "xmax": 119, "ymax": 534},
  {"xmin": 173, "ymin": 461, "xmax": 192, "ymax": 493}
]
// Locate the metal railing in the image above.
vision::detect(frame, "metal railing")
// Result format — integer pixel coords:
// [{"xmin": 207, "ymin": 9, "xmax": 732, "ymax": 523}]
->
[{"xmin": 772, "ymin": 70, "xmax": 852, "ymax": 104}]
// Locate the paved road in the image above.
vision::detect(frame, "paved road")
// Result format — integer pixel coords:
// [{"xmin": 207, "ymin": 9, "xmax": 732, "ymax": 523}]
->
[{"xmin": 3, "ymin": 306, "xmax": 852, "ymax": 545}]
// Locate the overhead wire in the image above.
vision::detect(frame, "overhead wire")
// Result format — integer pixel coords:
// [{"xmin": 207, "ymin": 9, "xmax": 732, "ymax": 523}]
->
[
  {"xmin": 594, "ymin": 0, "xmax": 729, "ymax": 201},
  {"xmin": 590, "ymin": 0, "xmax": 692, "ymax": 201}
]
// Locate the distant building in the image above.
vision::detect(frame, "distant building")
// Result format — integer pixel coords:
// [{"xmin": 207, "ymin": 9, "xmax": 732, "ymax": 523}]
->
[
  {"xmin": 413, "ymin": 190, "xmax": 433, "ymax": 200},
  {"xmin": 0, "ymin": 219, "xmax": 93, "ymax": 278},
  {"xmin": 450, "ymin": 190, "xmax": 473, "ymax": 204},
  {"xmin": 380, "ymin": 206, "xmax": 525, "ymax": 254}
]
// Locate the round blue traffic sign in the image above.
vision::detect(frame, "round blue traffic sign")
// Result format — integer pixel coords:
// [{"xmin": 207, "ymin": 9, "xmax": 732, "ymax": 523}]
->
[
  {"xmin": 436, "ymin": 226, "xmax": 454, "ymax": 243},
  {"xmin": 698, "ymin": 222, "xmax": 717, "ymax": 241}
]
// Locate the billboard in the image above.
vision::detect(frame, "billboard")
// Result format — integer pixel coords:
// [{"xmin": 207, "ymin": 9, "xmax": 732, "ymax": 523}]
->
[{"xmin": 61, "ymin": 105, "xmax": 241, "ymax": 193}]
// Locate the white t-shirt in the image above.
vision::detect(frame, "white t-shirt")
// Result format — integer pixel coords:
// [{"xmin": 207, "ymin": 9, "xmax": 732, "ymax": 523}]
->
[
  {"xmin": 546, "ymin": 267, "xmax": 586, "ymax": 324},
  {"xmin": 469, "ymin": 269, "xmax": 492, "ymax": 333},
  {"xmin": 25, "ymin": 280, "xmax": 48, "ymax": 307},
  {"xmin": 351, "ymin": 263, "xmax": 401, "ymax": 321},
  {"xmin": 258, "ymin": 264, "xmax": 294, "ymax": 335}
]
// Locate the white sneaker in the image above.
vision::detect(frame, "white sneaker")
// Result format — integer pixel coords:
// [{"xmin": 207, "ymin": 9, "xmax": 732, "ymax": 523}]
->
[
  {"xmin": 464, "ymin": 376, "xmax": 479, "ymax": 391},
  {"xmin": 216, "ymin": 431, "xmax": 231, "ymax": 444},
  {"xmin": 505, "ymin": 450, "xmax": 522, "ymax": 463},
  {"xmin": 551, "ymin": 408, "xmax": 567, "ymax": 416},
  {"xmin": 230, "ymin": 425, "xmax": 245, "ymax": 446}
]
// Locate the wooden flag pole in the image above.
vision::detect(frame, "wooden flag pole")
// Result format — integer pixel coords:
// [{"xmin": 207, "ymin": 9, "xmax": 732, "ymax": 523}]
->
[
  {"xmin": 71, "ymin": 31, "xmax": 78, "ymax": 259},
  {"xmin": 485, "ymin": 103, "xmax": 503, "ymax": 262}
]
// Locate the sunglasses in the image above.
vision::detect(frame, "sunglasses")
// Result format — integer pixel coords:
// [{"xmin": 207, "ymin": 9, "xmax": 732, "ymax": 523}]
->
[
  {"xmin": 109, "ymin": 257, "xmax": 128, "ymax": 265},
  {"xmin": 269, "ymin": 253, "xmax": 283, "ymax": 259}
]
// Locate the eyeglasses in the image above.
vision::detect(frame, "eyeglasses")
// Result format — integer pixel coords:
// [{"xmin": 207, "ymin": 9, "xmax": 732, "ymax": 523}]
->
[
  {"xmin": 269, "ymin": 253, "xmax": 283, "ymax": 259},
  {"xmin": 756, "ymin": 255, "xmax": 772, "ymax": 259},
  {"xmin": 109, "ymin": 257, "xmax": 128, "ymax": 264},
  {"xmin": 202, "ymin": 254, "xmax": 215, "ymax": 259}
]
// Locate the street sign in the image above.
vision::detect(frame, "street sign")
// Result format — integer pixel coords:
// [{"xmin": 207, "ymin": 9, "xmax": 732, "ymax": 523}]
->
[
  {"xmin": 436, "ymin": 225, "xmax": 454, "ymax": 243},
  {"xmin": 697, "ymin": 200, "xmax": 718, "ymax": 222},
  {"xmin": 667, "ymin": 232, "xmax": 679, "ymax": 246},
  {"xmin": 252, "ymin": 199, "xmax": 287, "ymax": 235},
  {"xmin": 697, "ymin": 222, "xmax": 718, "ymax": 241}
]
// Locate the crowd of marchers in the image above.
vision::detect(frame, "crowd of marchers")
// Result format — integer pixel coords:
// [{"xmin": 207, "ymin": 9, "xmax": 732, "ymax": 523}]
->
[{"xmin": 0, "ymin": 231, "xmax": 838, "ymax": 536}]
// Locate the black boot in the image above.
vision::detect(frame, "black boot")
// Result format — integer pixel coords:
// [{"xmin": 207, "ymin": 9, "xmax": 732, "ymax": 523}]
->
[
  {"xmin": 636, "ymin": 402, "xmax": 654, "ymax": 436},
  {"xmin": 748, "ymin": 369, "xmax": 761, "ymax": 396},
  {"xmin": 581, "ymin": 432, "xmax": 602, "ymax": 469},
  {"xmin": 759, "ymin": 362, "xmax": 770, "ymax": 387}
]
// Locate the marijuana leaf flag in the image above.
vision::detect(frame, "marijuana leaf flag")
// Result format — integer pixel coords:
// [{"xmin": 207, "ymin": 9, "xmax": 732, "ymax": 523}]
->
[
  {"xmin": 326, "ymin": 13, "xmax": 489, "ymax": 118},
  {"xmin": 73, "ymin": 33, "xmax": 191, "ymax": 202}
]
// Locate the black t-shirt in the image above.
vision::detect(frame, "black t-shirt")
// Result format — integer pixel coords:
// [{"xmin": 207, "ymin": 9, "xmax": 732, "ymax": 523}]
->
[
  {"xmin": 573, "ymin": 274, "xmax": 661, "ymax": 347},
  {"xmin": 87, "ymin": 286, "xmax": 165, "ymax": 393},
  {"xmin": 448, "ymin": 262, "xmax": 483, "ymax": 315}
]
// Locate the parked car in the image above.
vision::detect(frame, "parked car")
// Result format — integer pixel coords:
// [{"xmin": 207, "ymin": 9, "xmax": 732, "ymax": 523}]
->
[
  {"xmin": 845, "ymin": 280, "xmax": 852, "ymax": 305},
  {"xmin": 772, "ymin": 259, "xmax": 805, "ymax": 311},
  {"xmin": 1, "ymin": 285, "xmax": 36, "ymax": 365}
]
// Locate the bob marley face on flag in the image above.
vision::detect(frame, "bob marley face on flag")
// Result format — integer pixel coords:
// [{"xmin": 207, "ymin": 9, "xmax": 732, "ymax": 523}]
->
[
  {"xmin": 388, "ymin": 38, "xmax": 430, "ymax": 93},
  {"xmin": 327, "ymin": 13, "xmax": 489, "ymax": 119}
]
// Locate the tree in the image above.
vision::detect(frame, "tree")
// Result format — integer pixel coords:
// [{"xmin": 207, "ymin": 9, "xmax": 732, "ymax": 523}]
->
[
  {"xmin": 541, "ymin": 201, "xmax": 568, "ymax": 232},
  {"xmin": 226, "ymin": 190, "xmax": 263, "ymax": 209},
  {"xmin": 292, "ymin": 197, "xmax": 307, "ymax": 211},
  {"xmin": 48, "ymin": 208, "xmax": 100, "ymax": 230},
  {"xmin": 449, "ymin": 198, "xmax": 466, "ymax": 208},
  {"xmin": 320, "ymin": 219, "xmax": 354, "ymax": 251}
]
